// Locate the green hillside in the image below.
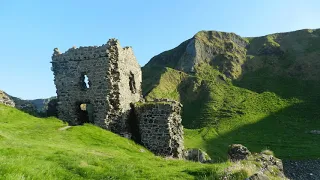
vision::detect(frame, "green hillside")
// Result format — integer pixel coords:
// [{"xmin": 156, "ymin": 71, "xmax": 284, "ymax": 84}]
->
[
  {"xmin": 143, "ymin": 28, "xmax": 320, "ymax": 161},
  {"xmin": 0, "ymin": 104, "xmax": 238, "ymax": 179},
  {"xmin": 1, "ymin": 28, "xmax": 319, "ymax": 179}
]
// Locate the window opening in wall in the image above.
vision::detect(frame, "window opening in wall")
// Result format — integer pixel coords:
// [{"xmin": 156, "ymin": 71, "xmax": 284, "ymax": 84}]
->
[
  {"xmin": 129, "ymin": 72, "xmax": 136, "ymax": 93},
  {"xmin": 84, "ymin": 75, "xmax": 90, "ymax": 88},
  {"xmin": 77, "ymin": 103, "xmax": 94, "ymax": 124},
  {"xmin": 80, "ymin": 74, "xmax": 90, "ymax": 89}
]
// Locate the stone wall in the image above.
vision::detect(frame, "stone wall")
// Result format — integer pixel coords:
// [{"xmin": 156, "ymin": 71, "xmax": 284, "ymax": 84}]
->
[
  {"xmin": 51, "ymin": 39, "xmax": 184, "ymax": 158},
  {"xmin": 51, "ymin": 39, "xmax": 141, "ymax": 134},
  {"xmin": 0, "ymin": 90, "xmax": 15, "ymax": 107},
  {"xmin": 105, "ymin": 40, "xmax": 142, "ymax": 135},
  {"xmin": 134, "ymin": 99, "xmax": 184, "ymax": 158}
]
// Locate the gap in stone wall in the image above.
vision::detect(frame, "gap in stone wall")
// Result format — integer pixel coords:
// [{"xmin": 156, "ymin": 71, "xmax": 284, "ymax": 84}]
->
[
  {"xmin": 128, "ymin": 103, "xmax": 141, "ymax": 144},
  {"xmin": 84, "ymin": 75, "xmax": 90, "ymax": 88},
  {"xmin": 77, "ymin": 103, "xmax": 94, "ymax": 124},
  {"xmin": 80, "ymin": 74, "xmax": 90, "ymax": 89}
]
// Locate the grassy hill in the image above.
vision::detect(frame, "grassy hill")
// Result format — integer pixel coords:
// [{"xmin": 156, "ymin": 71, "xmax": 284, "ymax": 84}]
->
[
  {"xmin": 0, "ymin": 104, "xmax": 240, "ymax": 179},
  {"xmin": 143, "ymin": 28, "xmax": 320, "ymax": 161},
  {"xmin": 2, "ymin": 28, "xmax": 319, "ymax": 179}
]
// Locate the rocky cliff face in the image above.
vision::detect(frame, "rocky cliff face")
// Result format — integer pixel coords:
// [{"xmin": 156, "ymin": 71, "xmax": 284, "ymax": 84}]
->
[
  {"xmin": 144, "ymin": 29, "xmax": 320, "ymax": 81},
  {"xmin": 145, "ymin": 31, "xmax": 248, "ymax": 79},
  {"xmin": 0, "ymin": 90, "xmax": 15, "ymax": 107},
  {"xmin": 143, "ymin": 29, "xmax": 320, "ymax": 126}
]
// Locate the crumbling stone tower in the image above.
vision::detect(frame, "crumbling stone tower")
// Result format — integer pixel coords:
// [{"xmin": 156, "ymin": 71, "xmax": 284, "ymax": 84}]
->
[
  {"xmin": 51, "ymin": 39, "xmax": 185, "ymax": 158},
  {"xmin": 51, "ymin": 39, "xmax": 142, "ymax": 134}
]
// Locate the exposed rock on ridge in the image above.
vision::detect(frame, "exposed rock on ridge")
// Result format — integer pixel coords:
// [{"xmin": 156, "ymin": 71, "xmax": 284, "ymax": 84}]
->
[
  {"xmin": 145, "ymin": 28, "xmax": 320, "ymax": 81},
  {"xmin": 0, "ymin": 90, "xmax": 56, "ymax": 116},
  {"xmin": 145, "ymin": 31, "xmax": 248, "ymax": 79},
  {"xmin": 0, "ymin": 90, "xmax": 15, "ymax": 107}
]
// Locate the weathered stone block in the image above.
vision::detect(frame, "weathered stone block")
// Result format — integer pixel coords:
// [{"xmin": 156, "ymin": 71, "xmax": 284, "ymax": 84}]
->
[{"xmin": 134, "ymin": 100, "xmax": 184, "ymax": 158}]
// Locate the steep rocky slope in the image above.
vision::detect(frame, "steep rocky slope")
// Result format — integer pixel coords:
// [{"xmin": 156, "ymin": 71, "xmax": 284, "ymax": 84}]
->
[
  {"xmin": 145, "ymin": 31, "xmax": 248, "ymax": 79},
  {"xmin": 0, "ymin": 90, "xmax": 15, "ymax": 107},
  {"xmin": 142, "ymin": 28, "xmax": 320, "ymax": 160},
  {"xmin": 145, "ymin": 29, "xmax": 320, "ymax": 82}
]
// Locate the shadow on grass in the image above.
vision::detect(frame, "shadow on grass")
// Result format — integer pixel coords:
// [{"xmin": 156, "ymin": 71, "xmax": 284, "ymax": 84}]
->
[
  {"xmin": 205, "ymin": 100, "xmax": 320, "ymax": 162},
  {"xmin": 141, "ymin": 66, "xmax": 167, "ymax": 96},
  {"xmin": 178, "ymin": 77, "xmax": 212, "ymax": 129},
  {"xmin": 202, "ymin": 68, "xmax": 320, "ymax": 161},
  {"xmin": 233, "ymin": 69, "xmax": 320, "ymax": 101}
]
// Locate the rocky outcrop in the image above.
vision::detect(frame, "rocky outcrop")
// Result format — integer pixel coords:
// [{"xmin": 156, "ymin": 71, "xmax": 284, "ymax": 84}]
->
[
  {"xmin": 228, "ymin": 144, "xmax": 251, "ymax": 161},
  {"xmin": 145, "ymin": 31, "xmax": 248, "ymax": 79},
  {"xmin": 226, "ymin": 144, "xmax": 286, "ymax": 179},
  {"xmin": 246, "ymin": 173, "xmax": 269, "ymax": 180},
  {"xmin": 253, "ymin": 152, "xmax": 285, "ymax": 178},
  {"xmin": 0, "ymin": 90, "xmax": 15, "ymax": 107},
  {"xmin": 144, "ymin": 29, "xmax": 320, "ymax": 89},
  {"xmin": 184, "ymin": 148, "xmax": 211, "ymax": 163}
]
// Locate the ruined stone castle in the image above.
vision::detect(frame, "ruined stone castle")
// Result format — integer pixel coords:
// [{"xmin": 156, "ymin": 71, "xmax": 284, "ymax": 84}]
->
[{"xmin": 51, "ymin": 39, "xmax": 184, "ymax": 158}]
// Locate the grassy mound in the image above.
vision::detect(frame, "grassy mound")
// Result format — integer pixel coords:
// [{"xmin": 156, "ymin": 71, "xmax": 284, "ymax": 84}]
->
[{"xmin": 0, "ymin": 104, "xmax": 234, "ymax": 179}]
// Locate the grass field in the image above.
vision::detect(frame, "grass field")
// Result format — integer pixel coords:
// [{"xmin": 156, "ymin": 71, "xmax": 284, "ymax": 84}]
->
[
  {"xmin": 0, "ymin": 104, "xmax": 239, "ymax": 180},
  {"xmin": 145, "ymin": 64, "xmax": 320, "ymax": 161}
]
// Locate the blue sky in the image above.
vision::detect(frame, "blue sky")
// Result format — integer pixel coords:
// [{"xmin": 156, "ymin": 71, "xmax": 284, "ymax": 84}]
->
[{"xmin": 0, "ymin": 0, "xmax": 319, "ymax": 99}]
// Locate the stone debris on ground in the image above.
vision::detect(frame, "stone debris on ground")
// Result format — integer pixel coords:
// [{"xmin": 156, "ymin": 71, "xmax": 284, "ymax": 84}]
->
[
  {"xmin": 183, "ymin": 148, "xmax": 211, "ymax": 163},
  {"xmin": 225, "ymin": 144, "xmax": 287, "ymax": 179}
]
